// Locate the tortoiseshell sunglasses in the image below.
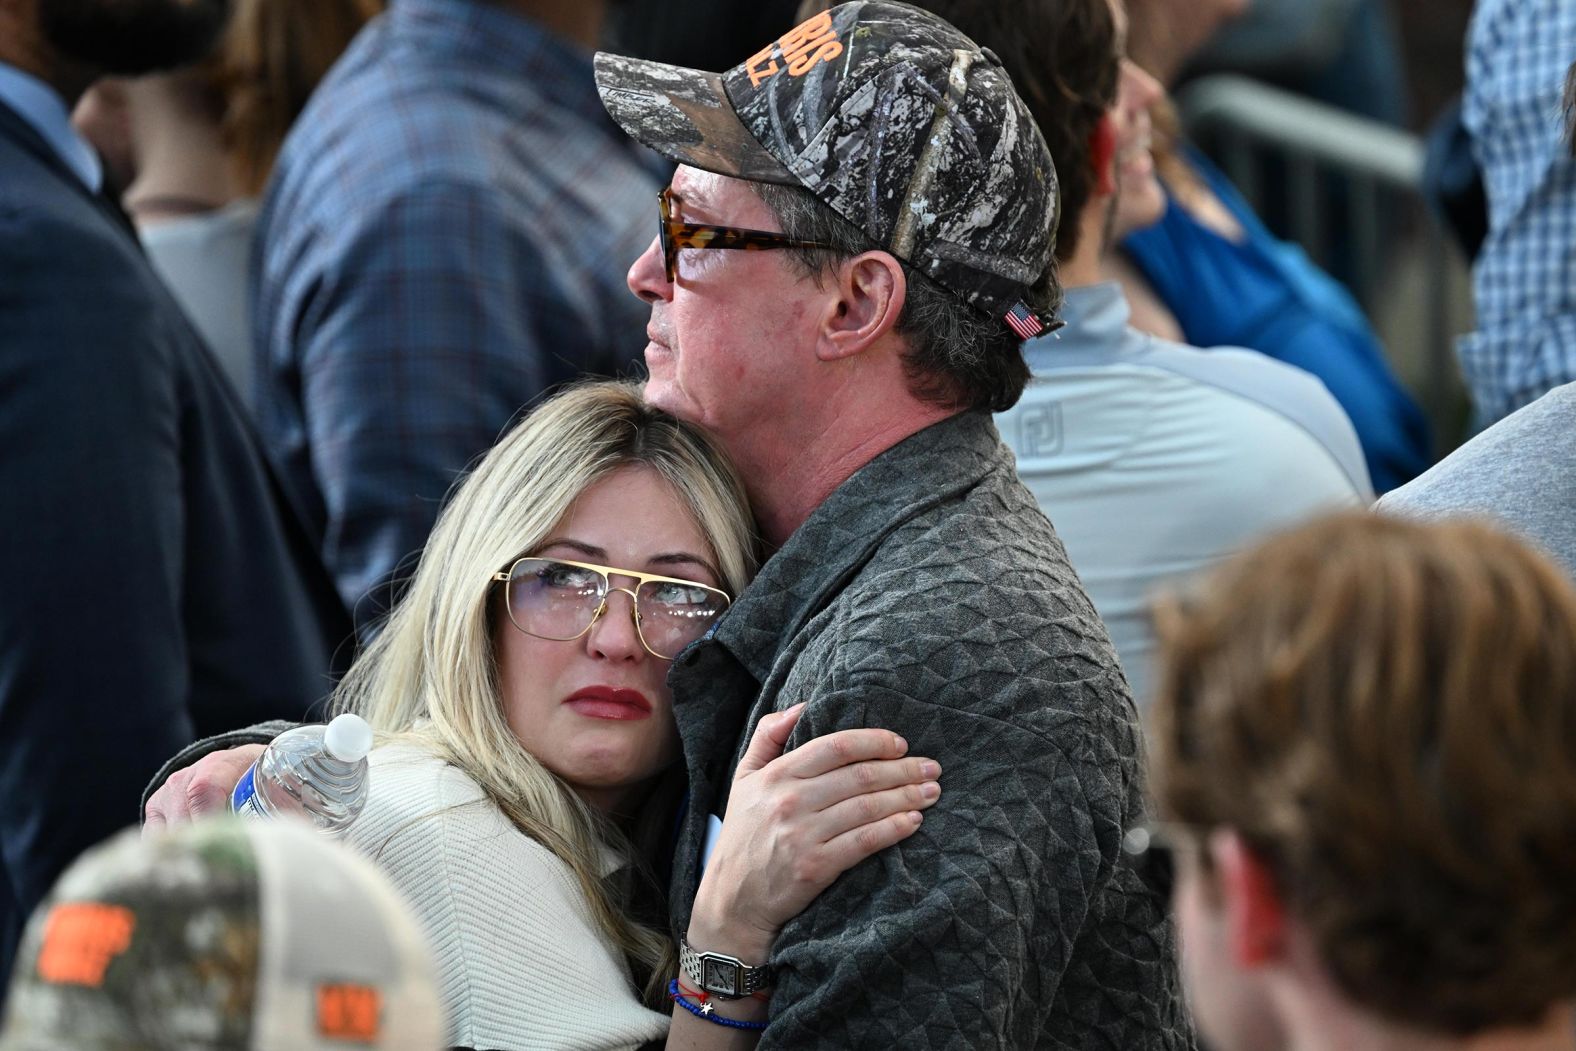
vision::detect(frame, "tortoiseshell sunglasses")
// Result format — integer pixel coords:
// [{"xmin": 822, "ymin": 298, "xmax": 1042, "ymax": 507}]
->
[{"xmin": 657, "ymin": 187, "xmax": 836, "ymax": 282}]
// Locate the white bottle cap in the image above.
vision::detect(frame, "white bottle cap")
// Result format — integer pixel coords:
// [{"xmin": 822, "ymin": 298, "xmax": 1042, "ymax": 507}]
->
[{"xmin": 323, "ymin": 713, "xmax": 374, "ymax": 763}]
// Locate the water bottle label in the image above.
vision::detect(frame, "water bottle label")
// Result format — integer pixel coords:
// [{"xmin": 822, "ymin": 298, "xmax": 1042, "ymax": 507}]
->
[{"xmin": 230, "ymin": 765, "xmax": 265, "ymax": 818}]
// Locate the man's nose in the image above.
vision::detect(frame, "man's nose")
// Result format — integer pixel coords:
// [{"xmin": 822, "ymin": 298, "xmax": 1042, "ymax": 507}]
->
[{"xmin": 628, "ymin": 235, "xmax": 671, "ymax": 304}]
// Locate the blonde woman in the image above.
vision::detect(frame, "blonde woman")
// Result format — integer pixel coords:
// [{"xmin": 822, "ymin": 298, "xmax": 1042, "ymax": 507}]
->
[{"xmin": 147, "ymin": 381, "xmax": 940, "ymax": 1050}]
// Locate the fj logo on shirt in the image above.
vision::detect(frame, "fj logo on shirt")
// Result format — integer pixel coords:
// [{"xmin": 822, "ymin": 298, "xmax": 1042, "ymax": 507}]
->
[
  {"xmin": 743, "ymin": 11, "xmax": 844, "ymax": 87},
  {"xmin": 1017, "ymin": 402, "xmax": 1065, "ymax": 458},
  {"xmin": 317, "ymin": 982, "xmax": 382, "ymax": 1044},
  {"xmin": 36, "ymin": 902, "xmax": 136, "ymax": 988}
]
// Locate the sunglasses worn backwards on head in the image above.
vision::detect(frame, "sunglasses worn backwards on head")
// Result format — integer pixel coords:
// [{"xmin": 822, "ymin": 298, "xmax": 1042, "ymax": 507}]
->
[
  {"xmin": 493, "ymin": 556, "xmax": 731, "ymax": 660},
  {"xmin": 656, "ymin": 187, "xmax": 835, "ymax": 283}
]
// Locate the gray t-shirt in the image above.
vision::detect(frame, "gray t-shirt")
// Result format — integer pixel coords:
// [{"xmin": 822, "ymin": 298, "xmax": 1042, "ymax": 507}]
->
[
  {"xmin": 1377, "ymin": 382, "xmax": 1576, "ymax": 576},
  {"xmin": 140, "ymin": 200, "xmax": 259, "ymax": 404}
]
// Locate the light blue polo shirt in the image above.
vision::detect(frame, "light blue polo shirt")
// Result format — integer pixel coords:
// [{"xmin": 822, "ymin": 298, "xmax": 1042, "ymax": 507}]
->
[{"xmin": 997, "ymin": 282, "xmax": 1372, "ymax": 709}]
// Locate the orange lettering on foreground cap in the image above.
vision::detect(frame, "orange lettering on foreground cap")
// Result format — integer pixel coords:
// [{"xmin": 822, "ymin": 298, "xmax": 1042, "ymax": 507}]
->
[
  {"xmin": 744, "ymin": 10, "xmax": 845, "ymax": 87},
  {"xmin": 317, "ymin": 983, "xmax": 382, "ymax": 1044},
  {"xmin": 36, "ymin": 903, "xmax": 136, "ymax": 988}
]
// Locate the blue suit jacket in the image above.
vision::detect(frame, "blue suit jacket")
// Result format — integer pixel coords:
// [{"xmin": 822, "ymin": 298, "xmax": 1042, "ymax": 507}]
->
[{"xmin": 0, "ymin": 100, "xmax": 352, "ymax": 992}]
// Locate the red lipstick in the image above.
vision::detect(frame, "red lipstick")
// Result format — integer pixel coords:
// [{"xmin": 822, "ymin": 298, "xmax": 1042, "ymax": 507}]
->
[{"xmin": 564, "ymin": 686, "xmax": 654, "ymax": 721}]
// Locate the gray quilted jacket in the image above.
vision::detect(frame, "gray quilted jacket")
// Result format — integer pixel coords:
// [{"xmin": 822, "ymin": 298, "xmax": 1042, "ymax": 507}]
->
[{"xmin": 669, "ymin": 411, "xmax": 1192, "ymax": 1049}]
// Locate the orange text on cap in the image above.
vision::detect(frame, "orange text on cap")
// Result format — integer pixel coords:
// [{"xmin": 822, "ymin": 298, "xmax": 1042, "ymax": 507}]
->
[
  {"xmin": 744, "ymin": 11, "xmax": 845, "ymax": 87},
  {"xmin": 317, "ymin": 983, "xmax": 382, "ymax": 1044},
  {"xmin": 36, "ymin": 903, "xmax": 136, "ymax": 988}
]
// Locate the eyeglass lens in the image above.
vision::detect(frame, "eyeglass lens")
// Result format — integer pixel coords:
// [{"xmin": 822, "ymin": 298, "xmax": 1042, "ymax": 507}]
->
[
  {"xmin": 505, "ymin": 558, "xmax": 726, "ymax": 658},
  {"xmin": 658, "ymin": 189, "xmax": 676, "ymax": 282}
]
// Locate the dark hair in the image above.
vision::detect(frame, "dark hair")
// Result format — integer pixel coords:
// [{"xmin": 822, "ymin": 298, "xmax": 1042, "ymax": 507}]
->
[
  {"xmin": 1152, "ymin": 512, "xmax": 1576, "ymax": 1035},
  {"xmin": 753, "ymin": 181, "xmax": 1058, "ymax": 413},
  {"xmin": 900, "ymin": 0, "xmax": 1118, "ymax": 262}
]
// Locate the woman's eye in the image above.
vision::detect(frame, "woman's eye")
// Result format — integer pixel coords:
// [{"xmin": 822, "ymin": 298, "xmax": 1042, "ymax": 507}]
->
[
  {"xmin": 542, "ymin": 566, "xmax": 600, "ymax": 590},
  {"xmin": 649, "ymin": 581, "xmax": 709, "ymax": 606}
]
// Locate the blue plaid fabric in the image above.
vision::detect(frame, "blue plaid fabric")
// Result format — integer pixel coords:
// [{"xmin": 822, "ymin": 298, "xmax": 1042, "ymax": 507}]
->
[
  {"xmin": 254, "ymin": 0, "xmax": 661, "ymax": 633},
  {"xmin": 1460, "ymin": 0, "xmax": 1576, "ymax": 425}
]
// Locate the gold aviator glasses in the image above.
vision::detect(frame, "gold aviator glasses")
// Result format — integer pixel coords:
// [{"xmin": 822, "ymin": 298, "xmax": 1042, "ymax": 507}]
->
[{"xmin": 493, "ymin": 557, "xmax": 731, "ymax": 660}]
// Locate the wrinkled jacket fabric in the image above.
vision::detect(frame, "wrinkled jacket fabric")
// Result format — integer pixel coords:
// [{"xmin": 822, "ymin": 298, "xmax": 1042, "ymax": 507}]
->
[{"xmin": 667, "ymin": 411, "xmax": 1192, "ymax": 1048}]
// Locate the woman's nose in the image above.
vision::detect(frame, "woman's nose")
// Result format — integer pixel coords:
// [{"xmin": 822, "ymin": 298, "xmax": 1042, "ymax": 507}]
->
[{"xmin": 585, "ymin": 587, "xmax": 646, "ymax": 661}]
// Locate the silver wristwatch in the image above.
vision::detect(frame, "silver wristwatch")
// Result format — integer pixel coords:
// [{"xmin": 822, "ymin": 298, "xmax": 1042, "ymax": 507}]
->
[{"xmin": 678, "ymin": 938, "xmax": 773, "ymax": 1000}]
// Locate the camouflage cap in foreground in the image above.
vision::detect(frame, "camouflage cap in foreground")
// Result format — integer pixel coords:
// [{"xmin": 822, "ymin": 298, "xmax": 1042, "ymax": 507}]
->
[
  {"xmin": 595, "ymin": 0, "xmax": 1061, "ymax": 339},
  {"xmin": 0, "ymin": 819, "xmax": 443, "ymax": 1051}
]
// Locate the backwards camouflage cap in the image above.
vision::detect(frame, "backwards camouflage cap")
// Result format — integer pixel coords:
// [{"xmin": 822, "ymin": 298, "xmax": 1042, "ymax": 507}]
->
[
  {"xmin": 0, "ymin": 820, "xmax": 444, "ymax": 1051},
  {"xmin": 595, "ymin": 0, "xmax": 1061, "ymax": 340}
]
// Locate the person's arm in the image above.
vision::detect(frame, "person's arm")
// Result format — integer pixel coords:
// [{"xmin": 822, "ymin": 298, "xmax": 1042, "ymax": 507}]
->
[
  {"xmin": 751, "ymin": 687, "xmax": 1125, "ymax": 1049},
  {"xmin": 279, "ymin": 180, "xmax": 568, "ymax": 634},
  {"xmin": 0, "ymin": 208, "xmax": 195, "ymax": 926},
  {"xmin": 140, "ymin": 722, "xmax": 296, "ymax": 827},
  {"xmin": 666, "ymin": 706, "xmax": 941, "ymax": 1048}
]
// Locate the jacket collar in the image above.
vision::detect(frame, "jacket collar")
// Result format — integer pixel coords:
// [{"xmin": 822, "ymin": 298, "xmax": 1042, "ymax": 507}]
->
[
  {"xmin": 0, "ymin": 96, "xmax": 138, "ymax": 243},
  {"xmin": 1021, "ymin": 282, "xmax": 1132, "ymax": 369},
  {"xmin": 0, "ymin": 61, "xmax": 101, "ymax": 192},
  {"xmin": 712, "ymin": 411, "xmax": 1007, "ymax": 683}
]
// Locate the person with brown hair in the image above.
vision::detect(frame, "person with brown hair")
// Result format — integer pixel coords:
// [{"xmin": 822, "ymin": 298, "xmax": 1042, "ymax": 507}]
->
[
  {"xmin": 73, "ymin": 0, "xmax": 382, "ymax": 400},
  {"xmin": 1143, "ymin": 512, "xmax": 1576, "ymax": 1051}
]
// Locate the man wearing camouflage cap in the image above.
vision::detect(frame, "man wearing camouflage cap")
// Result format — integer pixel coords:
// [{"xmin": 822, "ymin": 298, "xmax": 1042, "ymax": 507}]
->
[
  {"xmin": 147, "ymin": 3, "xmax": 1189, "ymax": 1045},
  {"xmin": 603, "ymin": 2, "xmax": 1186, "ymax": 1045}
]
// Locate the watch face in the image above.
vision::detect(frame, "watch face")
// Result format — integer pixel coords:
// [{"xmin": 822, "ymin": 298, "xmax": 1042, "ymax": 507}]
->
[{"xmin": 703, "ymin": 958, "xmax": 741, "ymax": 997}]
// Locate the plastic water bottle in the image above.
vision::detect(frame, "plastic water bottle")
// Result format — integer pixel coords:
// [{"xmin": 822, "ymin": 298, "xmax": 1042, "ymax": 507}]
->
[{"xmin": 230, "ymin": 714, "xmax": 374, "ymax": 834}]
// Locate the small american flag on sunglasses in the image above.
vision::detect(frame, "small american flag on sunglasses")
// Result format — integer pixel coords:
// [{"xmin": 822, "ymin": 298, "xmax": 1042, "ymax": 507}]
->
[{"xmin": 1004, "ymin": 301, "xmax": 1047, "ymax": 341}]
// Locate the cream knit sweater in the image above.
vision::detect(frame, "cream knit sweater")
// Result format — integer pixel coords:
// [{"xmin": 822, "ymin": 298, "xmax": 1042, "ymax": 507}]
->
[{"xmin": 344, "ymin": 744, "xmax": 670, "ymax": 1050}]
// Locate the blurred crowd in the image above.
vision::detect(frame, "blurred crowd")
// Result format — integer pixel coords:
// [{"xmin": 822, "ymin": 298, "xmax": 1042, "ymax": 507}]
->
[{"xmin": 1, "ymin": 0, "xmax": 1575, "ymax": 1048}]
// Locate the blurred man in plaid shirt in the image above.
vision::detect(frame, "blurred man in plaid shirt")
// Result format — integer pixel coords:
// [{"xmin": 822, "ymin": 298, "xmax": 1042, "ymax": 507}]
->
[{"xmin": 254, "ymin": 0, "xmax": 662, "ymax": 635}]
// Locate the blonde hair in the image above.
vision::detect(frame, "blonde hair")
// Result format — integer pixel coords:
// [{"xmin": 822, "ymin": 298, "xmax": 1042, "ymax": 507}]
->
[{"xmin": 333, "ymin": 380, "xmax": 758, "ymax": 1006}]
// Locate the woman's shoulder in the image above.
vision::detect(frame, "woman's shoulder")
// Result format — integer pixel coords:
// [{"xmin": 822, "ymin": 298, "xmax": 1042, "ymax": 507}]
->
[
  {"xmin": 367, "ymin": 741, "xmax": 482, "ymax": 791},
  {"xmin": 343, "ymin": 748, "xmax": 668, "ymax": 1048},
  {"xmin": 350, "ymin": 742, "xmax": 576, "ymax": 874},
  {"xmin": 351, "ymin": 743, "xmax": 510, "ymax": 854}
]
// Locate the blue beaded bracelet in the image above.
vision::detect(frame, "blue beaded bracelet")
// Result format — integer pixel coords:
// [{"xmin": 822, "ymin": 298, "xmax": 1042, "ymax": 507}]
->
[{"xmin": 668, "ymin": 978, "xmax": 768, "ymax": 1031}]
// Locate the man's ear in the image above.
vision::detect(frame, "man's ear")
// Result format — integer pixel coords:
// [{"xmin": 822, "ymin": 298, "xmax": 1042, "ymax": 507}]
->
[
  {"xmin": 1212, "ymin": 829, "xmax": 1288, "ymax": 968},
  {"xmin": 817, "ymin": 251, "xmax": 907, "ymax": 361},
  {"xmin": 1089, "ymin": 112, "xmax": 1118, "ymax": 198}
]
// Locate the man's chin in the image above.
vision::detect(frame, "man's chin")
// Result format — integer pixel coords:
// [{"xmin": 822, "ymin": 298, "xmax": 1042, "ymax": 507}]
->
[
  {"xmin": 641, "ymin": 372, "xmax": 678, "ymax": 414},
  {"xmin": 639, "ymin": 366, "xmax": 701, "ymax": 427}
]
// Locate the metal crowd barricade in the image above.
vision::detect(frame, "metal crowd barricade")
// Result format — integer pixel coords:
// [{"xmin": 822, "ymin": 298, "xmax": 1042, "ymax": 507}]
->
[{"xmin": 1176, "ymin": 74, "xmax": 1469, "ymax": 452}]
